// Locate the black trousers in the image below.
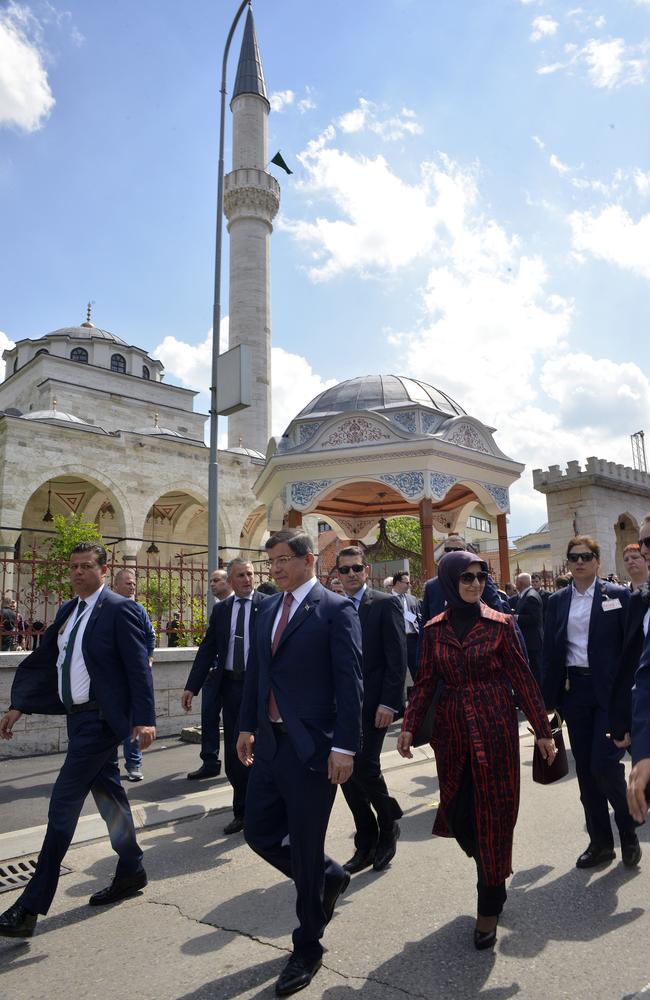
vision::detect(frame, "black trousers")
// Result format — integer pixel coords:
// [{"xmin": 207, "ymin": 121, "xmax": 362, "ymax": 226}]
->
[
  {"xmin": 445, "ymin": 759, "xmax": 506, "ymax": 918},
  {"xmin": 563, "ymin": 673, "xmax": 635, "ymax": 848},
  {"xmin": 200, "ymin": 668, "xmax": 222, "ymax": 767},
  {"xmin": 20, "ymin": 710, "xmax": 144, "ymax": 915},
  {"xmin": 341, "ymin": 719, "xmax": 402, "ymax": 848},
  {"xmin": 220, "ymin": 672, "xmax": 249, "ymax": 818}
]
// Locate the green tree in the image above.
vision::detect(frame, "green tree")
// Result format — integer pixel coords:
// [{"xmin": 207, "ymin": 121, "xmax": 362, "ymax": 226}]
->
[
  {"xmin": 385, "ymin": 516, "xmax": 422, "ymax": 553},
  {"xmin": 33, "ymin": 513, "xmax": 104, "ymax": 601}
]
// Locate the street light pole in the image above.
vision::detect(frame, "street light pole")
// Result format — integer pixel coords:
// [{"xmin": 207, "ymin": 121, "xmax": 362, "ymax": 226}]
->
[{"xmin": 207, "ymin": 0, "xmax": 251, "ymax": 611}]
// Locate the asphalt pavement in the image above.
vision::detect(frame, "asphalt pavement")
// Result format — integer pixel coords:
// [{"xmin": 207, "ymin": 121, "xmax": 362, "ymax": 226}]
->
[{"xmin": 1, "ymin": 730, "xmax": 650, "ymax": 999}]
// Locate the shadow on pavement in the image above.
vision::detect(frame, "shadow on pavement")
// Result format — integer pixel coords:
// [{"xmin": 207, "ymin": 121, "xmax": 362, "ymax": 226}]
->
[{"xmin": 175, "ymin": 955, "xmax": 286, "ymax": 1000}]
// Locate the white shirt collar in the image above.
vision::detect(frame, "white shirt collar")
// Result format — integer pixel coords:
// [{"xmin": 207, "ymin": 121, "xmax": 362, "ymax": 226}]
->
[
  {"xmin": 350, "ymin": 583, "xmax": 367, "ymax": 602},
  {"xmin": 288, "ymin": 576, "xmax": 318, "ymax": 605},
  {"xmin": 75, "ymin": 583, "xmax": 104, "ymax": 611},
  {"xmin": 572, "ymin": 580, "xmax": 596, "ymax": 598}
]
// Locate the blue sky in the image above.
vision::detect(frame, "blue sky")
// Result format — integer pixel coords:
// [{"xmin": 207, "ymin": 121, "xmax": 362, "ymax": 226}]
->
[{"xmin": 1, "ymin": 0, "xmax": 650, "ymax": 536}]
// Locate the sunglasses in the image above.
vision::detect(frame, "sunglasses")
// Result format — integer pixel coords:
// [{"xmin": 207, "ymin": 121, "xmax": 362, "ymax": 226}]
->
[
  {"xmin": 338, "ymin": 564, "xmax": 365, "ymax": 574},
  {"xmin": 640, "ymin": 537, "xmax": 650, "ymax": 549},
  {"xmin": 567, "ymin": 552, "xmax": 596, "ymax": 563},
  {"xmin": 444, "ymin": 546, "xmax": 464, "ymax": 553},
  {"xmin": 459, "ymin": 571, "xmax": 488, "ymax": 584}
]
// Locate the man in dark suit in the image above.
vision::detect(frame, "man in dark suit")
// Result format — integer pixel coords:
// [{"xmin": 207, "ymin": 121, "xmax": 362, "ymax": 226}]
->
[
  {"xmin": 391, "ymin": 570, "xmax": 420, "ymax": 683},
  {"xmin": 0, "ymin": 542, "xmax": 156, "ymax": 938},
  {"xmin": 627, "ymin": 525, "xmax": 650, "ymax": 822},
  {"xmin": 531, "ymin": 573, "xmax": 551, "ymax": 619},
  {"xmin": 182, "ymin": 558, "xmax": 266, "ymax": 834},
  {"xmin": 336, "ymin": 547, "xmax": 406, "ymax": 875},
  {"xmin": 513, "ymin": 572, "xmax": 544, "ymax": 683},
  {"xmin": 237, "ymin": 529, "xmax": 363, "ymax": 997},
  {"xmin": 541, "ymin": 535, "xmax": 639, "ymax": 869}
]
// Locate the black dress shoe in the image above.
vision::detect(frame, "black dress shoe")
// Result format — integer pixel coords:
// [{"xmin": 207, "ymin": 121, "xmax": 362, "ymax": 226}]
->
[
  {"xmin": 474, "ymin": 918, "xmax": 498, "ymax": 951},
  {"xmin": 373, "ymin": 822, "xmax": 400, "ymax": 871},
  {"xmin": 323, "ymin": 870, "xmax": 350, "ymax": 924},
  {"xmin": 621, "ymin": 835, "xmax": 642, "ymax": 868},
  {"xmin": 187, "ymin": 763, "xmax": 221, "ymax": 780},
  {"xmin": 275, "ymin": 953, "xmax": 322, "ymax": 996},
  {"xmin": 88, "ymin": 871, "xmax": 148, "ymax": 906},
  {"xmin": 223, "ymin": 816, "xmax": 245, "ymax": 835},
  {"xmin": 575, "ymin": 844, "xmax": 616, "ymax": 869},
  {"xmin": 0, "ymin": 902, "xmax": 37, "ymax": 938},
  {"xmin": 343, "ymin": 846, "xmax": 375, "ymax": 874}
]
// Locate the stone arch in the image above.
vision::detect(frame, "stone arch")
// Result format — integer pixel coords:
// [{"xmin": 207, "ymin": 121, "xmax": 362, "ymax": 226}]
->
[{"xmin": 614, "ymin": 511, "xmax": 640, "ymax": 580}]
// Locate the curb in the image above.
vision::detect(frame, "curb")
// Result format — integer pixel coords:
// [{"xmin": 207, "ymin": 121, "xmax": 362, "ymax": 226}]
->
[{"xmin": 0, "ymin": 726, "xmax": 532, "ymax": 865}]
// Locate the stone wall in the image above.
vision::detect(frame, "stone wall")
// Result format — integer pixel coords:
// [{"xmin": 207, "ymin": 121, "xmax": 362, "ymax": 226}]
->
[{"xmin": 0, "ymin": 647, "xmax": 202, "ymax": 758}]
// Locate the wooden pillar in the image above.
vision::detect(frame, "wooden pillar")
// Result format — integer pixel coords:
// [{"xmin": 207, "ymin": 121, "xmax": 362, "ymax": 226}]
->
[
  {"xmin": 284, "ymin": 508, "xmax": 303, "ymax": 529},
  {"xmin": 497, "ymin": 512, "xmax": 510, "ymax": 585},
  {"xmin": 419, "ymin": 499, "xmax": 435, "ymax": 581}
]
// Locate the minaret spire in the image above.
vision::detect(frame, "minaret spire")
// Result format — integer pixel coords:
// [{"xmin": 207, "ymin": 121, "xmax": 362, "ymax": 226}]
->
[{"xmin": 224, "ymin": 8, "xmax": 279, "ymax": 454}]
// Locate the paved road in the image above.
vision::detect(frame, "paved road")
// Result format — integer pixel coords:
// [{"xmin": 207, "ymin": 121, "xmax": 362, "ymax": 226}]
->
[{"xmin": 1, "ymin": 738, "xmax": 649, "ymax": 999}]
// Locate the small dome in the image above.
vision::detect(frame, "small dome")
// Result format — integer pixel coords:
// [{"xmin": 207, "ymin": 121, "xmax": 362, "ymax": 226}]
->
[
  {"xmin": 43, "ymin": 325, "xmax": 128, "ymax": 346},
  {"xmin": 227, "ymin": 445, "xmax": 265, "ymax": 460},
  {"xmin": 132, "ymin": 425, "xmax": 182, "ymax": 437},
  {"xmin": 22, "ymin": 409, "xmax": 87, "ymax": 424},
  {"xmin": 295, "ymin": 374, "xmax": 466, "ymax": 422}
]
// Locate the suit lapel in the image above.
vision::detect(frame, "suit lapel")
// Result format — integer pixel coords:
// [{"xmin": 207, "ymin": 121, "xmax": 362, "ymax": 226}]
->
[
  {"xmin": 273, "ymin": 584, "xmax": 320, "ymax": 654},
  {"xmin": 82, "ymin": 589, "xmax": 108, "ymax": 644},
  {"xmin": 358, "ymin": 587, "xmax": 372, "ymax": 628},
  {"xmin": 587, "ymin": 578, "xmax": 606, "ymax": 639},
  {"xmin": 558, "ymin": 585, "xmax": 572, "ymax": 637}
]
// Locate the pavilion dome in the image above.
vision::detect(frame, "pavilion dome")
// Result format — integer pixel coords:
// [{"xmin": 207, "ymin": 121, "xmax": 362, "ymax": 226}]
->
[{"xmin": 294, "ymin": 374, "xmax": 466, "ymax": 422}]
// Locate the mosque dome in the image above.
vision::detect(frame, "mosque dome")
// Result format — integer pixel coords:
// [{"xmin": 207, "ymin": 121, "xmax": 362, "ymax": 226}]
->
[
  {"xmin": 294, "ymin": 375, "xmax": 466, "ymax": 422},
  {"xmin": 22, "ymin": 408, "xmax": 87, "ymax": 424},
  {"xmin": 41, "ymin": 323, "xmax": 128, "ymax": 346}
]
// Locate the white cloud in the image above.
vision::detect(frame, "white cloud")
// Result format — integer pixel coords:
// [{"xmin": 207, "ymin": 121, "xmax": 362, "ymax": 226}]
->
[
  {"xmin": 539, "ymin": 353, "xmax": 650, "ymax": 432},
  {"xmin": 269, "ymin": 89, "xmax": 295, "ymax": 113},
  {"xmin": 298, "ymin": 86, "xmax": 316, "ymax": 113},
  {"xmin": 532, "ymin": 135, "xmax": 545, "ymax": 150},
  {"xmin": 549, "ymin": 153, "xmax": 570, "ymax": 175},
  {"xmin": 569, "ymin": 205, "xmax": 650, "ymax": 279},
  {"xmin": 0, "ymin": 330, "xmax": 15, "ymax": 381},
  {"xmin": 336, "ymin": 98, "xmax": 423, "ymax": 141},
  {"xmin": 0, "ymin": 2, "xmax": 55, "ymax": 131},
  {"xmin": 531, "ymin": 16, "xmax": 559, "ymax": 42},
  {"xmin": 538, "ymin": 36, "xmax": 648, "ymax": 88},
  {"xmin": 271, "ymin": 347, "xmax": 337, "ymax": 435},
  {"xmin": 634, "ymin": 169, "xmax": 650, "ymax": 196}
]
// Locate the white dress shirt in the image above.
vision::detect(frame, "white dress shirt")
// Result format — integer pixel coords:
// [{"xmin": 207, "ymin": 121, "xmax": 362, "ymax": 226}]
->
[
  {"xmin": 643, "ymin": 607, "xmax": 650, "ymax": 638},
  {"xmin": 56, "ymin": 584, "xmax": 105, "ymax": 704},
  {"xmin": 224, "ymin": 593, "xmax": 253, "ymax": 671},
  {"xmin": 566, "ymin": 581, "xmax": 595, "ymax": 666},
  {"xmin": 393, "ymin": 590, "xmax": 418, "ymax": 633}
]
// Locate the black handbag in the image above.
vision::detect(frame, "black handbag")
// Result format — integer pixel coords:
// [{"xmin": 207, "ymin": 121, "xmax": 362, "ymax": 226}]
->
[{"xmin": 531, "ymin": 712, "xmax": 569, "ymax": 785}]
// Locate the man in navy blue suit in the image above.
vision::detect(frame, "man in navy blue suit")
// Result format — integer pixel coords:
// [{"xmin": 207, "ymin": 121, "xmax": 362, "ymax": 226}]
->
[
  {"xmin": 541, "ymin": 535, "xmax": 639, "ymax": 869},
  {"xmin": 0, "ymin": 542, "xmax": 156, "ymax": 938},
  {"xmin": 237, "ymin": 529, "xmax": 363, "ymax": 998},
  {"xmin": 628, "ymin": 633, "xmax": 650, "ymax": 823},
  {"xmin": 182, "ymin": 558, "xmax": 266, "ymax": 834}
]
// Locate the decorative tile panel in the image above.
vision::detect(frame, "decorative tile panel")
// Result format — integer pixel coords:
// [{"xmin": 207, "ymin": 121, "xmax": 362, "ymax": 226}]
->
[
  {"xmin": 320, "ymin": 417, "xmax": 391, "ymax": 448},
  {"xmin": 298, "ymin": 421, "xmax": 321, "ymax": 446},
  {"xmin": 482, "ymin": 483, "xmax": 510, "ymax": 512},
  {"xmin": 445, "ymin": 423, "xmax": 491, "ymax": 454},
  {"xmin": 335, "ymin": 516, "xmax": 380, "ymax": 539},
  {"xmin": 429, "ymin": 472, "xmax": 459, "ymax": 500},
  {"xmin": 290, "ymin": 479, "xmax": 333, "ymax": 510},
  {"xmin": 379, "ymin": 472, "xmax": 425, "ymax": 501},
  {"xmin": 422, "ymin": 412, "xmax": 446, "ymax": 435},
  {"xmin": 391, "ymin": 410, "xmax": 416, "ymax": 434}
]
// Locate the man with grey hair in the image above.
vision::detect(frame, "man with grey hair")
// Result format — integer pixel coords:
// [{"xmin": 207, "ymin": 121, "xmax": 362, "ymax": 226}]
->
[
  {"xmin": 112, "ymin": 568, "xmax": 156, "ymax": 781},
  {"xmin": 182, "ymin": 558, "xmax": 267, "ymax": 833},
  {"xmin": 514, "ymin": 572, "xmax": 543, "ymax": 683}
]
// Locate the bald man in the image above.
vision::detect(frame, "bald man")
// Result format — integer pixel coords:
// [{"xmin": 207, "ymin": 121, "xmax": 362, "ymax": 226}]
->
[{"xmin": 514, "ymin": 573, "xmax": 543, "ymax": 683}]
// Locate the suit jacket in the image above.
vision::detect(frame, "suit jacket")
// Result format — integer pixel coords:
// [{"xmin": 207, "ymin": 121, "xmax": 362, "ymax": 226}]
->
[
  {"xmin": 632, "ymin": 627, "xmax": 650, "ymax": 763},
  {"xmin": 541, "ymin": 579, "xmax": 630, "ymax": 713},
  {"xmin": 515, "ymin": 587, "xmax": 544, "ymax": 653},
  {"xmin": 239, "ymin": 581, "xmax": 363, "ymax": 772},
  {"xmin": 184, "ymin": 590, "xmax": 267, "ymax": 696},
  {"xmin": 10, "ymin": 587, "xmax": 155, "ymax": 742},
  {"xmin": 610, "ymin": 586, "xmax": 650, "ymax": 741},
  {"xmin": 358, "ymin": 588, "xmax": 407, "ymax": 720}
]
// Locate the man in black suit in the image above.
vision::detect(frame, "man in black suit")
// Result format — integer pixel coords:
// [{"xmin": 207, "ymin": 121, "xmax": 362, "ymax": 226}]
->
[
  {"xmin": 531, "ymin": 573, "xmax": 551, "ymax": 619},
  {"xmin": 391, "ymin": 570, "xmax": 420, "ymax": 684},
  {"xmin": 182, "ymin": 558, "xmax": 265, "ymax": 834},
  {"xmin": 514, "ymin": 573, "xmax": 544, "ymax": 683},
  {"xmin": 0, "ymin": 542, "xmax": 156, "ymax": 938},
  {"xmin": 237, "ymin": 529, "xmax": 363, "ymax": 997},
  {"xmin": 337, "ymin": 547, "xmax": 407, "ymax": 875}
]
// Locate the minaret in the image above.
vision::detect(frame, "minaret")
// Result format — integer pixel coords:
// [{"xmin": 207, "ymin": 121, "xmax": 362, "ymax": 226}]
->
[{"xmin": 224, "ymin": 7, "xmax": 279, "ymax": 454}]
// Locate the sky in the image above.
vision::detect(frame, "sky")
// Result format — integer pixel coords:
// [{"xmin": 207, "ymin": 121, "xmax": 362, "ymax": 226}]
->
[{"xmin": 1, "ymin": 0, "xmax": 649, "ymax": 538}]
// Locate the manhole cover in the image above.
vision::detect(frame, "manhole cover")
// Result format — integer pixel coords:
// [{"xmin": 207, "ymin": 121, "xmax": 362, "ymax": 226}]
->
[{"xmin": 0, "ymin": 858, "xmax": 72, "ymax": 894}]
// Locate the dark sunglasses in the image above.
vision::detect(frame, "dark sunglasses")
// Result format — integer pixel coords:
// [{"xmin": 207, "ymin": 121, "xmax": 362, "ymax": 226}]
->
[
  {"xmin": 444, "ymin": 546, "xmax": 464, "ymax": 553},
  {"xmin": 459, "ymin": 571, "xmax": 488, "ymax": 584},
  {"xmin": 640, "ymin": 538, "xmax": 650, "ymax": 549},
  {"xmin": 567, "ymin": 552, "xmax": 596, "ymax": 563},
  {"xmin": 338, "ymin": 564, "xmax": 365, "ymax": 574}
]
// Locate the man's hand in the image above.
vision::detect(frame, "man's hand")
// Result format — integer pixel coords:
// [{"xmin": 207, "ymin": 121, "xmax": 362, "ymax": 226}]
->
[
  {"xmin": 0, "ymin": 709, "xmax": 22, "ymax": 740},
  {"xmin": 374, "ymin": 706, "xmax": 395, "ymax": 729},
  {"xmin": 627, "ymin": 758, "xmax": 650, "ymax": 824},
  {"xmin": 613, "ymin": 732, "xmax": 632, "ymax": 749},
  {"xmin": 181, "ymin": 690, "xmax": 194, "ymax": 712},
  {"xmin": 397, "ymin": 731, "xmax": 414, "ymax": 759},
  {"xmin": 327, "ymin": 750, "xmax": 354, "ymax": 785},
  {"xmin": 131, "ymin": 725, "xmax": 156, "ymax": 750},
  {"xmin": 237, "ymin": 732, "xmax": 255, "ymax": 766}
]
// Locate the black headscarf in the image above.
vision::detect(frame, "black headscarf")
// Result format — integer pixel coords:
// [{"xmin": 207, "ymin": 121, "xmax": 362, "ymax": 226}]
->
[{"xmin": 438, "ymin": 550, "xmax": 489, "ymax": 641}]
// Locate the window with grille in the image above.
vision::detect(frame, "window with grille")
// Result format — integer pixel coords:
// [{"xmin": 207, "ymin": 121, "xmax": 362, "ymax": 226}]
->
[{"xmin": 111, "ymin": 353, "xmax": 126, "ymax": 374}]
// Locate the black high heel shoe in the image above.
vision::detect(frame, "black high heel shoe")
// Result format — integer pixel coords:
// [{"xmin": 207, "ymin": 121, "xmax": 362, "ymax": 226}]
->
[{"xmin": 474, "ymin": 916, "xmax": 498, "ymax": 950}]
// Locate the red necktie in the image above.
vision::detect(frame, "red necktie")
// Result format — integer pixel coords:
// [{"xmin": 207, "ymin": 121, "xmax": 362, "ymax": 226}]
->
[{"xmin": 268, "ymin": 592, "xmax": 293, "ymax": 721}]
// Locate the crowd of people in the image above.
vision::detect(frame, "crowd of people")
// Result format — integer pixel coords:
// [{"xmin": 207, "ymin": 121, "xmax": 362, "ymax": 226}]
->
[{"xmin": 2, "ymin": 524, "xmax": 650, "ymax": 996}]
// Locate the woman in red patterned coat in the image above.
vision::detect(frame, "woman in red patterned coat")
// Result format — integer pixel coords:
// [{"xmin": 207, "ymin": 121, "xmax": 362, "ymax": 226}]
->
[{"xmin": 397, "ymin": 551, "xmax": 556, "ymax": 950}]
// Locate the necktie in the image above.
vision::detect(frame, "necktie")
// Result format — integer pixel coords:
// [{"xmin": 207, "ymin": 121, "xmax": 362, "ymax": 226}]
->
[
  {"xmin": 60, "ymin": 599, "xmax": 88, "ymax": 711},
  {"xmin": 268, "ymin": 592, "xmax": 293, "ymax": 721},
  {"xmin": 233, "ymin": 598, "xmax": 247, "ymax": 676}
]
